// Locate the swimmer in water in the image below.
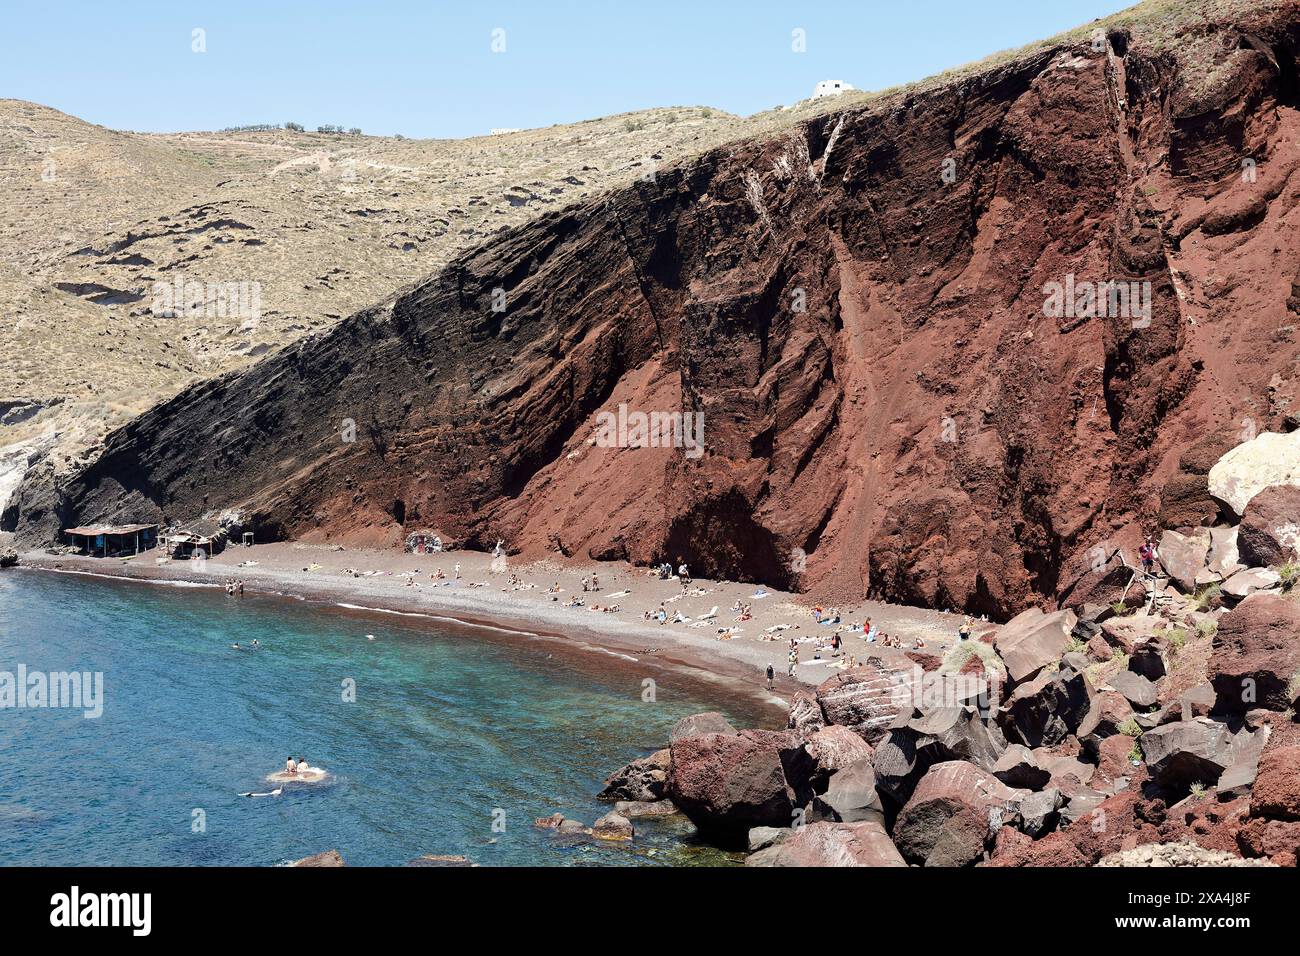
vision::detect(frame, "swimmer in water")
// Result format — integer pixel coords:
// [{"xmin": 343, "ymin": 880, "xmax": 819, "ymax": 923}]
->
[
  {"xmin": 231, "ymin": 643, "xmax": 241, "ymax": 650},
  {"xmin": 285, "ymin": 757, "xmax": 296, "ymax": 775},
  {"xmin": 297, "ymin": 757, "xmax": 310, "ymax": 773}
]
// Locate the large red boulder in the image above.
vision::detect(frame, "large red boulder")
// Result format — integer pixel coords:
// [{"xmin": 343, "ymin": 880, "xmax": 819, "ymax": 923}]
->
[
  {"xmin": 745, "ymin": 820, "xmax": 905, "ymax": 867},
  {"xmin": 1250, "ymin": 746, "xmax": 1300, "ymax": 820},
  {"xmin": 1238, "ymin": 485, "xmax": 1300, "ymax": 568},
  {"xmin": 667, "ymin": 730, "xmax": 797, "ymax": 846},
  {"xmin": 1208, "ymin": 593, "xmax": 1300, "ymax": 712},
  {"xmin": 893, "ymin": 760, "xmax": 1026, "ymax": 867},
  {"xmin": 993, "ymin": 608, "xmax": 1077, "ymax": 684}
]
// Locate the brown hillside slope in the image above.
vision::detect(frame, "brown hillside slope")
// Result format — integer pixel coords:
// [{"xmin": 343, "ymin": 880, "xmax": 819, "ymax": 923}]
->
[{"xmin": 11, "ymin": 0, "xmax": 1300, "ymax": 620}]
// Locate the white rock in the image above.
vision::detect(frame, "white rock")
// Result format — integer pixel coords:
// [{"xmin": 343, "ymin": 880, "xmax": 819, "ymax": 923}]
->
[
  {"xmin": 1221, "ymin": 566, "xmax": 1281, "ymax": 598},
  {"xmin": 1208, "ymin": 430, "xmax": 1300, "ymax": 518}
]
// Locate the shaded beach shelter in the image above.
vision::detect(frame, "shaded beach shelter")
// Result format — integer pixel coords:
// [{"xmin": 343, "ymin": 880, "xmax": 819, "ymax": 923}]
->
[{"xmin": 62, "ymin": 523, "xmax": 158, "ymax": 557}]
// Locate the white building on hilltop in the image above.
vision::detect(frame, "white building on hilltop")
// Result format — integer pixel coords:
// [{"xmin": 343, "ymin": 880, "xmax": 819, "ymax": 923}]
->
[{"xmin": 812, "ymin": 79, "xmax": 856, "ymax": 99}]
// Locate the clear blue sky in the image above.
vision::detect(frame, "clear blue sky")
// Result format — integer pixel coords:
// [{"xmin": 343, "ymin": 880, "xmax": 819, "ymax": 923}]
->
[{"xmin": 1, "ymin": 0, "xmax": 1136, "ymax": 138}]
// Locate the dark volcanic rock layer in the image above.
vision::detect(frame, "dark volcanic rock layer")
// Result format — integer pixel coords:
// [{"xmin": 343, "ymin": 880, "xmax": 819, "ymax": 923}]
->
[{"xmin": 13, "ymin": 6, "xmax": 1300, "ymax": 618}]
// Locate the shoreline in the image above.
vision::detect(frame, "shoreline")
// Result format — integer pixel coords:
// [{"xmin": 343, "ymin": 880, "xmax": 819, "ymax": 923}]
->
[{"xmin": 17, "ymin": 542, "xmax": 974, "ymax": 723}]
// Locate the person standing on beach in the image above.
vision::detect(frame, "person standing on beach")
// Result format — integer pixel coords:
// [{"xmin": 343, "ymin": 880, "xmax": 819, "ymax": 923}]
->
[
  {"xmin": 765, "ymin": 663, "xmax": 775, "ymax": 690},
  {"xmin": 454, "ymin": 562, "xmax": 461, "ymax": 580}
]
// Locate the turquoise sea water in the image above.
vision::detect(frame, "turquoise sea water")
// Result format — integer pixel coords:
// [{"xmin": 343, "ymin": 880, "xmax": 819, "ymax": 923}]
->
[{"xmin": 0, "ymin": 569, "xmax": 771, "ymax": 866}]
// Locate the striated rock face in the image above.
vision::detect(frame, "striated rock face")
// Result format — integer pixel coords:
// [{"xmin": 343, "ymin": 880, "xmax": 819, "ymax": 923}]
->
[{"xmin": 14, "ymin": 6, "xmax": 1300, "ymax": 618}]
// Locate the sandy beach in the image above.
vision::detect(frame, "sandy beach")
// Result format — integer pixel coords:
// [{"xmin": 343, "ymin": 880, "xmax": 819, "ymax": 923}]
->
[{"xmin": 19, "ymin": 541, "xmax": 977, "ymax": 709}]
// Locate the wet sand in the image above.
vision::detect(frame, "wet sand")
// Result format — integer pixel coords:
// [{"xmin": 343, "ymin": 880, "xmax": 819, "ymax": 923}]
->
[{"xmin": 21, "ymin": 542, "xmax": 977, "ymax": 706}]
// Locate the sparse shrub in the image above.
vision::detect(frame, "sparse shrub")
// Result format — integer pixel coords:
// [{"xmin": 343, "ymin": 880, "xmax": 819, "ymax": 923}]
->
[
  {"xmin": 1068, "ymin": 636, "xmax": 1087, "ymax": 654},
  {"xmin": 1110, "ymin": 600, "xmax": 1130, "ymax": 617},
  {"xmin": 1166, "ymin": 626, "xmax": 1188, "ymax": 654},
  {"xmin": 1118, "ymin": 717, "xmax": 1142, "ymax": 738},
  {"xmin": 1192, "ymin": 583, "xmax": 1221, "ymax": 611},
  {"xmin": 1128, "ymin": 739, "xmax": 1143, "ymax": 763},
  {"xmin": 1195, "ymin": 617, "xmax": 1218, "ymax": 640},
  {"xmin": 285, "ymin": 121, "xmax": 304, "ymax": 132},
  {"xmin": 623, "ymin": 118, "xmax": 646, "ymax": 132},
  {"xmin": 1189, "ymin": 782, "xmax": 1207, "ymax": 798},
  {"xmin": 700, "ymin": 108, "xmax": 713, "ymax": 118},
  {"xmin": 1277, "ymin": 561, "xmax": 1300, "ymax": 591}
]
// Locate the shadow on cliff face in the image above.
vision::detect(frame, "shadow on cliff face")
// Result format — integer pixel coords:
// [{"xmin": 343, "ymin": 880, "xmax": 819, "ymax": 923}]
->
[{"xmin": 661, "ymin": 489, "xmax": 793, "ymax": 590}]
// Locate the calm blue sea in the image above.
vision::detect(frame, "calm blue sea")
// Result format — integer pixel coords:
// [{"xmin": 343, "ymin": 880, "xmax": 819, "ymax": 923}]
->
[{"xmin": 0, "ymin": 569, "xmax": 770, "ymax": 866}]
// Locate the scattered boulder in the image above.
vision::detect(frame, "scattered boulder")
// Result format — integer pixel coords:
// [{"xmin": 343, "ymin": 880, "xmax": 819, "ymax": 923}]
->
[
  {"xmin": 1238, "ymin": 485, "xmax": 1300, "ymax": 567},
  {"xmin": 0, "ymin": 548, "xmax": 17, "ymax": 569},
  {"xmin": 667, "ymin": 730, "xmax": 797, "ymax": 845},
  {"xmin": 670, "ymin": 712, "xmax": 736, "ymax": 742},
  {"xmin": 993, "ymin": 608, "xmax": 1077, "ymax": 684},
  {"xmin": 905, "ymin": 705, "xmax": 1005, "ymax": 771},
  {"xmin": 1000, "ymin": 663, "xmax": 1095, "ymax": 748},
  {"xmin": 747, "ymin": 826, "xmax": 790, "ymax": 852},
  {"xmin": 814, "ymin": 659, "xmax": 919, "ymax": 743},
  {"xmin": 808, "ymin": 759, "xmax": 885, "ymax": 825},
  {"xmin": 893, "ymin": 760, "xmax": 1027, "ymax": 867},
  {"xmin": 1158, "ymin": 528, "xmax": 1210, "ymax": 593},
  {"xmin": 1139, "ymin": 718, "xmax": 1256, "ymax": 793},
  {"xmin": 1107, "ymin": 670, "xmax": 1158, "ymax": 709},
  {"xmin": 745, "ymin": 820, "xmax": 906, "ymax": 867},
  {"xmin": 534, "ymin": 813, "xmax": 589, "ymax": 834},
  {"xmin": 1208, "ymin": 592, "xmax": 1300, "ymax": 712},
  {"xmin": 1221, "ymin": 566, "xmax": 1282, "ymax": 599},
  {"xmin": 1100, "ymin": 614, "xmax": 1163, "ymax": 655},
  {"xmin": 591, "ymin": 811, "xmax": 634, "ymax": 841},
  {"xmin": 1250, "ymin": 746, "xmax": 1300, "ymax": 820},
  {"xmin": 289, "ymin": 850, "xmax": 345, "ymax": 867},
  {"xmin": 1207, "ymin": 429, "xmax": 1300, "ymax": 518},
  {"xmin": 1083, "ymin": 690, "xmax": 1135, "ymax": 739},
  {"xmin": 1018, "ymin": 787, "xmax": 1063, "ymax": 836},
  {"xmin": 614, "ymin": 799, "xmax": 678, "ymax": 818},
  {"xmin": 992, "ymin": 744, "xmax": 1051, "ymax": 790},
  {"xmin": 1060, "ymin": 789, "xmax": 1107, "ymax": 826},
  {"xmin": 597, "ymin": 748, "xmax": 671, "ymax": 802},
  {"xmin": 1217, "ymin": 726, "xmax": 1271, "ymax": 800},
  {"xmin": 1207, "ymin": 526, "xmax": 1244, "ymax": 577},
  {"xmin": 791, "ymin": 725, "xmax": 874, "ymax": 796}
]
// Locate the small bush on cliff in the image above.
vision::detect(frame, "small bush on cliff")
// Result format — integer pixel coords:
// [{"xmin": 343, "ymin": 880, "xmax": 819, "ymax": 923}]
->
[
  {"xmin": 1110, "ymin": 600, "xmax": 1130, "ymax": 617},
  {"xmin": 1192, "ymin": 583, "xmax": 1221, "ymax": 611},
  {"xmin": 1118, "ymin": 717, "xmax": 1142, "ymax": 738},
  {"xmin": 1276, "ymin": 561, "xmax": 1300, "ymax": 592},
  {"xmin": 1195, "ymin": 617, "xmax": 1218, "ymax": 640},
  {"xmin": 1166, "ymin": 626, "xmax": 1188, "ymax": 654}
]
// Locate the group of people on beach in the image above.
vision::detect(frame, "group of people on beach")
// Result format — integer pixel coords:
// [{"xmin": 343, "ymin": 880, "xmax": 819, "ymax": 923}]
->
[{"xmin": 224, "ymin": 579, "xmax": 245, "ymax": 595}]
